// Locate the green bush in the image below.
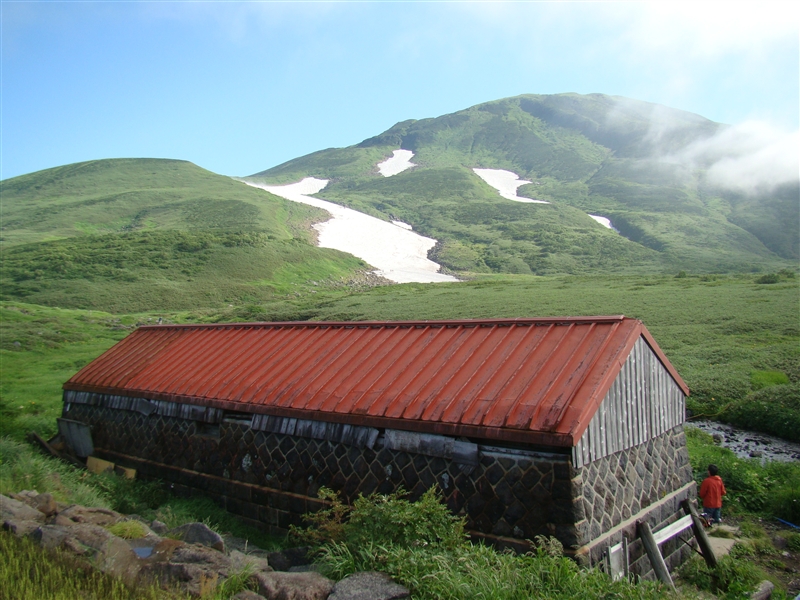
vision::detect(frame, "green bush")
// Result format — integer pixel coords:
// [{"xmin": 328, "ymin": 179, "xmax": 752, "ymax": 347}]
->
[
  {"xmin": 678, "ymin": 555, "xmax": 764, "ymax": 599},
  {"xmin": 755, "ymin": 273, "xmax": 780, "ymax": 284},
  {"xmin": 684, "ymin": 427, "xmax": 800, "ymax": 518},
  {"xmin": 782, "ymin": 532, "xmax": 800, "ymax": 552},
  {"xmin": 722, "ymin": 383, "xmax": 800, "ymax": 442},
  {"xmin": 301, "ymin": 487, "xmax": 666, "ymax": 600},
  {"xmin": 750, "ymin": 370, "xmax": 791, "ymax": 390}
]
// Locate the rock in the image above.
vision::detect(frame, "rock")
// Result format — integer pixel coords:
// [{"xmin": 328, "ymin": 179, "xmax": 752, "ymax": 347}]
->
[
  {"xmin": 171, "ymin": 543, "xmax": 232, "ymax": 570},
  {"xmin": 230, "ymin": 549, "xmax": 273, "ymax": 574},
  {"xmin": 328, "ymin": 571, "xmax": 410, "ymax": 600},
  {"xmin": 712, "ymin": 433, "xmax": 724, "ymax": 444},
  {"xmin": 58, "ymin": 505, "xmax": 123, "ymax": 526},
  {"xmin": 150, "ymin": 519, "xmax": 168, "ymax": 534},
  {"xmin": 749, "ymin": 580, "xmax": 774, "ymax": 600},
  {"xmin": 288, "ymin": 564, "xmax": 323, "ymax": 573},
  {"xmin": 32, "ymin": 493, "xmax": 58, "ymax": 517},
  {"xmin": 233, "ymin": 592, "xmax": 267, "ymax": 600},
  {"xmin": 31, "ymin": 523, "xmax": 141, "ymax": 584},
  {"xmin": 2, "ymin": 518, "xmax": 41, "ymax": 537},
  {"xmin": 139, "ymin": 561, "xmax": 220, "ymax": 597},
  {"xmin": 29, "ymin": 524, "xmax": 72, "ymax": 549},
  {"xmin": 1, "ymin": 493, "xmax": 46, "ymax": 523},
  {"xmin": 67, "ymin": 523, "xmax": 142, "ymax": 584},
  {"xmin": 749, "ymin": 450, "xmax": 763, "ymax": 458},
  {"xmin": 251, "ymin": 571, "xmax": 333, "ymax": 600},
  {"xmin": 49, "ymin": 514, "xmax": 74, "ymax": 527},
  {"xmin": 267, "ymin": 546, "xmax": 311, "ymax": 571},
  {"xmin": 167, "ymin": 522, "xmax": 225, "ymax": 552},
  {"xmin": 139, "ymin": 541, "xmax": 231, "ymax": 597}
]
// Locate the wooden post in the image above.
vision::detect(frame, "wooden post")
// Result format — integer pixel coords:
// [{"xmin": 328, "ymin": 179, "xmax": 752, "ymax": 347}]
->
[
  {"xmin": 637, "ymin": 520, "xmax": 676, "ymax": 590},
  {"xmin": 681, "ymin": 499, "xmax": 718, "ymax": 568}
]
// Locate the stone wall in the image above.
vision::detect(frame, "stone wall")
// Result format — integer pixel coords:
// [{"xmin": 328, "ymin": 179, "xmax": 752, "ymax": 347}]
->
[{"xmin": 63, "ymin": 399, "xmax": 695, "ymax": 578}]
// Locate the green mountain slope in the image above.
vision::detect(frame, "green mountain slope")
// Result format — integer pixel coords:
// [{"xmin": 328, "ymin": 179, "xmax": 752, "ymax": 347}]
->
[
  {"xmin": 0, "ymin": 159, "xmax": 367, "ymax": 311},
  {"xmin": 250, "ymin": 93, "xmax": 796, "ymax": 275}
]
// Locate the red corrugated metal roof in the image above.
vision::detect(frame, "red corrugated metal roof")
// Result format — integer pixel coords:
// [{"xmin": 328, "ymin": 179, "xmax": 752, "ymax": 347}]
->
[{"xmin": 64, "ymin": 317, "xmax": 688, "ymax": 447}]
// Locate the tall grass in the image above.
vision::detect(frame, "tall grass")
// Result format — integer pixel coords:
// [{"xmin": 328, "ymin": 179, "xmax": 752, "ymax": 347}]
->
[{"xmin": 0, "ymin": 532, "xmax": 187, "ymax": 600}]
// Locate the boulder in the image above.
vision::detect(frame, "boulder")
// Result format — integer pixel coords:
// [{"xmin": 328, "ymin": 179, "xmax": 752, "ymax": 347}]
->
[
  {"xmin": 267, "ymin": 546, "xmax": 311, "ymax": 571},
  {"xmin": 230, "ymin": 549, "xmax": 273, "ymax": 574},
  {"xmin": 139, "ymin": 561, "xmax": 220, "ymax": 597},
  {"xmin": 232, "ymin": 592, "xmax": 267, "ymax": 600},
  {"xmin": 58, "ymin": 504, "xmax": 123, "ymax": 526},
  {"xmin": 1, "ymin": 493, "xmax": 45, "ymax": 523},
  {"xmin": 32, "ymin": 493, "xmax": 58, "ymax": 517},
  {"xmin": 167, "ymin": 522, "xmax": 225, "ymax": 552},
  {"xmin": 251, "ymin": 571, "xmax": 334, "ymax": 600},
  {"xmin": 2, "ymin": 518, "xmax": 42, "ymax": 537},
  {"xmin": 64, "ymin": 523, "xmax": 141, "ymax": 584},
  {"xmin": 30, "ymin": 523, "xmax": 141, "ymax": 584},
  {"xmin": 138, "ymin": 541, "xmax": 231, "ymax": 597},
  {"xmin": 150, "ymin": 519, "xmax": 168, "ymax": 534},
  {"xmin": 29, "ymin": 524, "xmax": 73, "ymax": 549},
  {"xmin": 328, "ymin": 571, "xmax": 410, "ymax": 600}
]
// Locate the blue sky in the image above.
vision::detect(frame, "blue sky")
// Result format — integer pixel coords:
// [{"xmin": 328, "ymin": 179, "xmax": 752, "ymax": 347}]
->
[{"xmin": 2, "ymin": 1, "xmax": 798, "ymax": 180}]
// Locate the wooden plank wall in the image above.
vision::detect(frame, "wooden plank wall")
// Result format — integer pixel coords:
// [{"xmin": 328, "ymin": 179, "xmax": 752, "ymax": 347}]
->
[{"xmin": 572, "ymin": 337, "xmax": 686, "ymax": 468}]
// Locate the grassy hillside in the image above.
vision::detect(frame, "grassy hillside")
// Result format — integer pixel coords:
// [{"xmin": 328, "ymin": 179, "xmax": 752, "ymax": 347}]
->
[
  {"xmin": 250, "ymin": 93, "xmax": 796, "ymax": 276},
  {"xmin": 0, "ymin": 159, "xmax": 370, "ymax": 311}
]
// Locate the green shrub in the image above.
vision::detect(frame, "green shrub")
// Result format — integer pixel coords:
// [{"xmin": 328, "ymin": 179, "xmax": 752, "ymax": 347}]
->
[
  {"xmin": 750, "ymin": 370, "xmax": 790, "ymax": 390},
  {"xmin": 685, "ymin": 427, "xmax": 800, "ymax": 519},
  {"xmin": 755, "ymin": 273, "xmax": 780, "ymax": 284},
  {"xmin": 722, "ymin": 383, "xmax": 800, "ymax": 442},
  {"xmin": 678, "ymin": 555, "xmax": 764, "ymax": 599},
  {"xmin": 302, "ymin": 487, "xmax": 666, "ymax": 600},
  {"xmin": 783, "ymin": 532, "xmax": 800, "ymax": 552}
]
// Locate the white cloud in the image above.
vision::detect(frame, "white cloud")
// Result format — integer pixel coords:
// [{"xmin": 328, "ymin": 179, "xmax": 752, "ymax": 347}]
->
[{"xmin": 667, "ymin": 121, "xmax": 799, "ymax": 193}]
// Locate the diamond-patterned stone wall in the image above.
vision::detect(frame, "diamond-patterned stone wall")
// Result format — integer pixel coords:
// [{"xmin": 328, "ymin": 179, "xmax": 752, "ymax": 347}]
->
[
  {"xmin": 63, "ymin": 400, "xmax": 694, "ymax": 575},
  {"xmin": 573, "ymin": 427, "xmax": 693, "ymax": 547}
]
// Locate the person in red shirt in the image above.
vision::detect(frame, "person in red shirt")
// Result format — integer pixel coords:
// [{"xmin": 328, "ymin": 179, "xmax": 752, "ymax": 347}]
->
[{"xmin": 699, "ymin": 464, "xmax": 726, "ymax": 524}]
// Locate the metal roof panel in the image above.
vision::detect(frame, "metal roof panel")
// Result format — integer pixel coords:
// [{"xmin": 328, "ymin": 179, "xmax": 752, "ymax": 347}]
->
[{"xmin": 64, "ymin": 317, "xmax": 688, "ymax": 447}]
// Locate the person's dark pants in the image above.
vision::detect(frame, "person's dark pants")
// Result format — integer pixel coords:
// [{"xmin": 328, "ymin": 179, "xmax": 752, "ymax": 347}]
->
[{"xmin": 703, "ymin": 507, "xmax": 722, "ymax": 523}]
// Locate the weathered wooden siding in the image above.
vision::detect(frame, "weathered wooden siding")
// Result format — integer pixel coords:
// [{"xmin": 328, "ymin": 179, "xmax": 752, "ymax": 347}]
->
[{"xmin": 572, "ymin": 337, "xmax": 685, "ymax": 468}]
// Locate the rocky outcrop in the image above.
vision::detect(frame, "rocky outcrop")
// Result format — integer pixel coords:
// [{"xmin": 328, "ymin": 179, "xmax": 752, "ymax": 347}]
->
[
  {"xmin": 328, "ymin": 571, "xmax": 410, "ymax": 600},
  {"xmin": 1, "ymin": 491, "xmax": 409, "ymax": 599}
]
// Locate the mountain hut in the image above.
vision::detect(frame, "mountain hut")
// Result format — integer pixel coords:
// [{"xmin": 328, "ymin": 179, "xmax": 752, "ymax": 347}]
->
[{"xmin": 61, "ymin": 316, "xmax": 695, "ymax": 577}]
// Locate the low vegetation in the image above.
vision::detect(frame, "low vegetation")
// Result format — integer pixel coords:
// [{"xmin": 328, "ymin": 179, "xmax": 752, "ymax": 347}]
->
[
  {"xmin": 685, "ymin": 428, "xmax": 800, "ymax": 523},
  {"xmin": 291, "ymin": 487, "xmax": 669, "ymax": 600}
]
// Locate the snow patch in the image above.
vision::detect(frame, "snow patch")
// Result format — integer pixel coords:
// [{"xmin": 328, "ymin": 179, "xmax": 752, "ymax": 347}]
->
[
  {"xmin": 472, "ymin": 168, "xmax": 549, "ymax": 204},
  {"xmin": 392, "ymin": 220, "xmax": 413, "ymax": 230},
  {"xmin": 378, "ymin": 149, "xmax": 416, "ymax": 177},
  {"xmin": 243, "ymin": 178, "xmax": 457, "ymax": 284},
  {"xmin": 589, "ymin": 215, "xmax": 617, "ymax": 231}
]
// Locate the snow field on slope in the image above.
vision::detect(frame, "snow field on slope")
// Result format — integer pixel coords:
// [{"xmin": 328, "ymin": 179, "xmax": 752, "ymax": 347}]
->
[
  {"xmin": 378, "ymin": 149, "xmax": 416, "ymax": 177},
  {"xmin": 244, "ymin": 178, "xmax": 457, "ymax": 284}
]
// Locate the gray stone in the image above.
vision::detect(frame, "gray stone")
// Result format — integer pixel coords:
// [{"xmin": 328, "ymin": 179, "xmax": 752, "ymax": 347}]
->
[
  {"xmin": 1, "ymin": 493, "xmax": 45, "ymax": 523},
  {"xmin": 232, "ymin": 592, "xmax": 267, "ymax": 600},
  {"xmin": 32, "ymin": 493, "xmax": 58, "ymax": 517},
  {"xmin": 2, "ymin": 518, "xmax": 41, "ymax": 537},
  {"xmin": 267, "ymin": 546, "xmax": 311, "ymax": 571},
  {"xmin": 230, "ymin": 549, "xmax": 273, "ymax": 574},
  {"xmin": 328, "ymin": 571, "xmax": 410, "ymax": 600},
  {"xmin": 251, "ymin": 571, "xmax": 333, "ymax": 600},
  {"xmin": 58, "ymin": 504, "xmax": 123, "ymax": 526},
  {"xmin": 138, "ymin": 539, "xmax": 231, "ymax": 596},
  {"xmin": 29, "ymin": 524, "xmax": 72, "ymax": 549},
  {"xmin": 168, "ymin": 522, "xmax": 225, "ymax": 552},
  {"xmin": 150, "ymin": 519, "xmax": 168, "ymax": 534}
]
